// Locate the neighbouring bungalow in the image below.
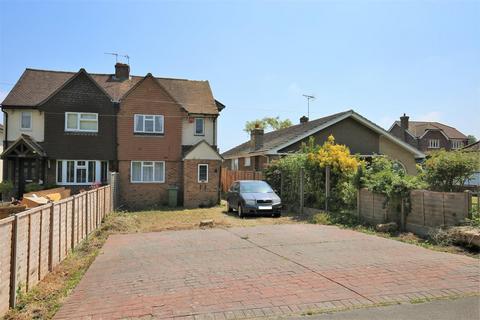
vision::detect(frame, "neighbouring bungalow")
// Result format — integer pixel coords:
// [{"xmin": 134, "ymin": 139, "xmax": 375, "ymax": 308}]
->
[{"xmin": 222, "ymin": 110, "xmax": 425, "ymax": 175}]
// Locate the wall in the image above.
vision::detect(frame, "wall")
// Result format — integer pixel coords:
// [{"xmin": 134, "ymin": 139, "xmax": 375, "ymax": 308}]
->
[
  {"xmin": 379, "ymin": 135, "xmax": 418, "ymax": 175},
  {"xmin": 418, "ymin": 130, "xmax": 450, "ymax": 152},
  {"xmin": 358, "ymin": 188, "xmax": 471, "ymax": 236},
  {"xmin": 183, "ymin": 159, "xmax": 221, "ymax": 208},
  {"xmin": 182, "ymin": 117, "xmax": 215, "ymax": 146},
  {"xmin": 389, "ymin": 123, "xmax": 418, "ymax": 149},
  {"xmin": 279, "ymin": 117, "xmax": 380, "ymax": 155},
  {"xmin": 4, "ymin": 109, "xmax": 44, "ymax": 142},
  {"xmin": 40, "ymin": 72, "xmax": 116, "ymax": 160},
  {"xmin": 0, "ymin": 185, "xmax": 113, "ymax": 317}
]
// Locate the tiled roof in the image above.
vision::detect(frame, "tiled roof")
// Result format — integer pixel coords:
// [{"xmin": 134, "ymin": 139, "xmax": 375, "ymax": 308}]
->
[
  {"xmin": 393, "ymin": 121, "xmax": 467, "ymax": 140},
  {"xmin": 463, "ymin": 140, "xmax": 480, "ymax": 151},
  {"xmin": 2, "ymin": 68, "xmax": 219, "ymax": 115},
  {"xmin": 221, "ymin": 111, "xmax": 350, "ymax": 158}
]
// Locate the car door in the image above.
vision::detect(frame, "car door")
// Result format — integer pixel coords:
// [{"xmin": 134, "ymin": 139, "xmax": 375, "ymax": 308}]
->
[{"xmin": 228, "ymin": 182, "xmax": 239, "ymax": 207}]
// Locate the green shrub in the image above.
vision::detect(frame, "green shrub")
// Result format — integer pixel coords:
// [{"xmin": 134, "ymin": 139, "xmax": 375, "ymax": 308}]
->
[
  {"xmin": 0, "ymin": 180, "xmax": 14, "ymax": 201},
  {"xmin": 24, "ymin": 183, "xmax": 44, "ymax": 193}
]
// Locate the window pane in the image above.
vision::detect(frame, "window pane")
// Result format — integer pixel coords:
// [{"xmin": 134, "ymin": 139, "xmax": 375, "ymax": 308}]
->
[
  {"xmin": 132, "ymin": 162, "xmax": 141, "ymax": 182},
  {"xmin": 66, "ymin": 161, "xmax": 75, "ymax": 183},
  {"xmin": 67, "ymin": 114, "xmax": 78, "ymax": 129},
  {"xmin": 57, "ymin": 161, "xmax": 63, "ymax": 183},
  {"xmin": 77, "ymin": 167, "xmax": 87, "ymax": 183},
  {"xmin": 143, "ymin": 165, "xmax": 154, "ymax": 181},
  {"xmin": 195, "ymin": 118, "xmax": 204, "ymax": 134},
  {"xmin": 88, "ymin": 161, "xmax": 96, "ymax": 182},
  {"xmin": 155, "ymin": 116, "xmax": 163, "ymax": 133},
  {"xmin": 80, "ymin": 120, "xmax": 98, "ymax": 131},
  {"xmin": 154, "ymin": 162, "xmax": 164, "ymax": 182},
  {"xmin": 80, "ymin": 114, "xmax": 97, "ymax": 120},
  {"xmin": 199, "ymin": 165, "xmax": 208, "ymax": 181},
  {"xmin": 144, "ymin": 118, "xmax": 154, "ymax": 132},
  {"xmin": 21, "ymin": 112, "xmax": 31, "ymax": 129},
  {"xmin": 135, "ymin": 115, "xmax": 144, "ymax": 132}
]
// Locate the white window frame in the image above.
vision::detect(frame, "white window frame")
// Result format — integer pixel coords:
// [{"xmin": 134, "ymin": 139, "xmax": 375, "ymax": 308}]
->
[
  {"xmin": 20, "ymin": 111, "xmax": 32, "ymax": 130},
  {"xmin": 194, "ymin": 117, "xmax": 205, "ymax": 136},
  {"xmin": 130, "ymin": 161, "xmax": 165, "ymax": 183},
  {"xmin": 244, "ymin": 157, "xmax": 251, "ymax": 167},
  {"xmin": 428, "ymin": 139, "xmax": 440, "ymax": 149},
  {"xmin": 198, "ymin": 164, "xmax": 209, "ymax": 183},
  {"xmin": 134, "ymin": 114, "xmax": 164, "ymax": 134},
  {"xmin": 56, "ymin": 160, "xmax": 107, "ymax": 185},
  {"xmin": 65, "ymin": 112, "xmax": 98, "ymax": 133},
  {"xmin": 451, "ymin": 140, "xmax": 464, "ymax": 149}
]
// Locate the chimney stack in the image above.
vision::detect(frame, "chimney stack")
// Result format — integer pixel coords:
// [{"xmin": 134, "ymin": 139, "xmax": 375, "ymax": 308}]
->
[
  {"xmin": 400, "ymin": 113, "xmax": 409, "ymax": 130},
  {"xmin": 115, "ymin": 63, "xmax": 130, "ymax": 80},
  {"xmin": 250, "ymin": 126, "xmax": 264, "ymax": 150},
  {"xmin": 300, "ymin": 116, "xmax": 309, "ymax": 124}
]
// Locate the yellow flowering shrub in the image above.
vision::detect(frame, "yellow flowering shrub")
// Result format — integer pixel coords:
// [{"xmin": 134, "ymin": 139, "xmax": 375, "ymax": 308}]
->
[{"xmin": 307, "ymin": 135, "xmax": 360, "ymax": 174}]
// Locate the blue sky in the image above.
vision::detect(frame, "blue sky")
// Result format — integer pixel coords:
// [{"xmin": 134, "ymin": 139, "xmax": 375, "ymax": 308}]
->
[{"xmin": 1, "ymin": 0, "xmax": 479, "ymax": 152}]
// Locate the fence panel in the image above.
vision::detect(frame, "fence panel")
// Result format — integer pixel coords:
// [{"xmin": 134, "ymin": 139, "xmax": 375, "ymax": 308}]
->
[
  {"xmin": 0, "ymin": 185, "xmax": 115, "ymax": 317},
  {"xmin": 220, "ymin": 169, "xmax": 264, "ymax": 192},
  {"xmin": 0, "ymin": 217, "xmax": 14, "ymax": 316}
]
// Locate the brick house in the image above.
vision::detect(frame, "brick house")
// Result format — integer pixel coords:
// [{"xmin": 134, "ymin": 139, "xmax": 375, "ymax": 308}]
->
[
  {"xmin": 222, "ymin": 110, "xmax": 425, "ymax": 175},
  {"xmin": 1, "ymin": 64, "xmax": 224, "ymax": 207},
  {"xmin": 388, "ymin": 114, "xmax": 469, "ymax": 153}
]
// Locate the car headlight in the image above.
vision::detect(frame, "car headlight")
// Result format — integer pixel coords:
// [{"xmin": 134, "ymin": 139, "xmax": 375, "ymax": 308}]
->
[
  {"xmin": 273, "ymin": 199, "xmax": 281, "ymax": 205},
  {"xmin": 245, "ymin": 199, "xmax": 256, "ymax": 206}
]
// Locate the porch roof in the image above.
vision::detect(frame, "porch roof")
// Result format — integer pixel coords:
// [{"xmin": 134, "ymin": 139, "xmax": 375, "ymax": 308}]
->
[{"xmin": 1, "ymin": 134, "xmax": 47, "ymax": 158}]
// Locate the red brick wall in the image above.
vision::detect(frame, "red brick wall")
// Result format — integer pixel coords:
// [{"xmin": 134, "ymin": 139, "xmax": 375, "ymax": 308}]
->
[{"xmin": 183, "ymin": 159, "xmax": 221, "ymax": 208}]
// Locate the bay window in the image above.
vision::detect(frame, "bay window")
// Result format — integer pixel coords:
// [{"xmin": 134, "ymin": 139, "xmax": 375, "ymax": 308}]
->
[{"xmin": 56, "ymin": 160, "xmax": 108, "ymax": 185}]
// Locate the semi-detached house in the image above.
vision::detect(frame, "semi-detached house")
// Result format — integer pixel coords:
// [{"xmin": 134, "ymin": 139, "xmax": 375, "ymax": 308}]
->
[{"xmin": 1, "ymin": 63, "xmax": 224, "ymax": 209}]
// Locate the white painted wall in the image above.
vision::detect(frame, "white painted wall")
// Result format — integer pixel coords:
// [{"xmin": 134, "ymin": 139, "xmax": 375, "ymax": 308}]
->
[
  {"xmin": 184, "ymin": 141, "xmax": 222, "ymax": 160},
  {"xmin": 182, "ymin": 117, "xmax": 215, "ymax": 146},
  {"xmin": 5, "ymin": 109, "xmax": 44, "ymax": 142}
]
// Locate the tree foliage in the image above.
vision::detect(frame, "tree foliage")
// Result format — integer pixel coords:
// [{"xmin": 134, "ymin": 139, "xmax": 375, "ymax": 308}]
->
[
  {"xmin": 244, "ymin": 116, "xmax": 292, "ymax": 133},
  {"xmin": 467, "ymin": 135, "xmax": 477, "ymax": 145},
  {"xmin": 422, "ymin": 150, "xmax": 480, "ymax": 192}
]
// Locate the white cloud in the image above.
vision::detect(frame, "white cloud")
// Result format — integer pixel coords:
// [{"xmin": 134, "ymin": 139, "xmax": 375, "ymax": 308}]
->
[{"xmin": 416, "ymin": 111, "xmax": 442, "ymax": 122}]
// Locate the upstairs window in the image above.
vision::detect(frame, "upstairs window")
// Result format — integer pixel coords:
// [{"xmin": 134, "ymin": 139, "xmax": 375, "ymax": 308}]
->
[
  {"xmin": 195, "ymin": 118, "xmax": 204, "ymax": 135},
  {"xmin": 428, "ymin": 139, "xmax": 440, "ymax": 149},
  {"xmin": 134, "ymin": 114, "xmax": 164, "ymax": 134},
  {"xmin": 65, "ymin": 112, "xmax": 98, "ymax": 132},
  {"xmin": 452, "ymin": 140, "xmax": 464, "ymax": 149},
  {"xmin": 20, "ymin": 111, "xmax": 32, "ymax": 130},
  {"xmin": 231, "ymin": 158, "xmax": 239, "ymax": 170},
  {"xmin": 244, "ymin": 157, "xmax": 251, "ymax": 167},
  {"xmin": 198, "ymin": 164, "xmax": 208, "ymax": 183}
]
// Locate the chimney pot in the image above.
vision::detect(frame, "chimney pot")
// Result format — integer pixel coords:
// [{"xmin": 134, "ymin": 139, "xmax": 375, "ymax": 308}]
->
[
  {"xmin": 250, "ymin": 128, "xmax": 264, "ymax": 151},
  {"xmin": 115, "ymin": 63, "xmax": 130, "ymax": 80},
  {"xmin": 300, "ymin": 116, "xmax": 309, "ymax": 124}
]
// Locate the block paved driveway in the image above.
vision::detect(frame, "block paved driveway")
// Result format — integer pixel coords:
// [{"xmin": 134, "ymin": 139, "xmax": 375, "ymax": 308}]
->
[{"xmin": 55, "ymin": 224, "xmax": 479, "ymax": 319}]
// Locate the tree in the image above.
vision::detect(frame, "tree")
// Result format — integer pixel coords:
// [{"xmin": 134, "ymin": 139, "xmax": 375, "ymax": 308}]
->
[
  {"xmin": 467, "ymin": 135, "xmax": 477, "ymax": 145},
  {"xmin": 244, "ymin": 116, "xmax": 292, "ymax": 133},
  {"xmin": 422, "ymin": 150, "xmax": 480, "ymax": 192}
]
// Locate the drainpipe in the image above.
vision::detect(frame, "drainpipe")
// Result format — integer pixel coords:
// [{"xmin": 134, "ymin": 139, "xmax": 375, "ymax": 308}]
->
[
  {"xmin": 213, "ymin": 116, "xmax": 217, "ymax": 147},
  {"xmin": 113, "ymin": 101, "xmax": 119, "ymax": 173},
  {"xmin": 2, "ymin": 108, "xmax": 8, "ymax": 181}
]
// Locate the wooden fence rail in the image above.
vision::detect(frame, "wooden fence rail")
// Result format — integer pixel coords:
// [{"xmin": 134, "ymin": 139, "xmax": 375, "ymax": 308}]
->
[
  {"xmin": 220, "ymin": 169, "xmax": 264, "ymax": 192},
  {"xmin": 0, "ymin": 185, "xmax": 113, "ymax": 317}
]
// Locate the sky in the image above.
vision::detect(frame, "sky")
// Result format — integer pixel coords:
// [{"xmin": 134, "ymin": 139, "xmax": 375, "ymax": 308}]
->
[{"xmin": 0, "ymin": 0, "xmax": 479, "ymax": 152}]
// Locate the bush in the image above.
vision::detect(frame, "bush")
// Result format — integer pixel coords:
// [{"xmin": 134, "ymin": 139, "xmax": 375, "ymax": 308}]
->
[
  {"xmin": 0, "ymin": 180, "xmax": 14, "ymax": 201},
  {"xmin": 25, "ymin": 183, "xmax": 44, "ymax": 193},
  {"xmin": 422, "ymin": 150, "xmax": 480, "ymax": 192}
]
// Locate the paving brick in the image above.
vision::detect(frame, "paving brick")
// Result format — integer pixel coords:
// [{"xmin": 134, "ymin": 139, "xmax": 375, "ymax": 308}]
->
[{"xmin": 54, "ymin": 224, "xmax": 480, "ymax": 319}]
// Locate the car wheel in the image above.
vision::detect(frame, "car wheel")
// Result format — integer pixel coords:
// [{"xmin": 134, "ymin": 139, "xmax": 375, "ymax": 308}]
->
[
  {"xmin": 237, "ymin": 204, "xmax": 244, "ymax": 218},
  {"xmin": 227, "ymin": 202, "xmax": 233, "ymax": 212}
]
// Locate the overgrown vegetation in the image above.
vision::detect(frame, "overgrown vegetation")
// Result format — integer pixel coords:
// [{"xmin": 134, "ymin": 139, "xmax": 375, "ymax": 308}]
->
[
  {"xmin": 266, "ymin": 135, "xmax": 360, "ymax": 211},
  {"xmin": 244, "ymin": 116, "xmax": 292, "ymax": 133},
  {"xmin": 422, "ymin": 150, "xmax": 480, "ymax": 192}
]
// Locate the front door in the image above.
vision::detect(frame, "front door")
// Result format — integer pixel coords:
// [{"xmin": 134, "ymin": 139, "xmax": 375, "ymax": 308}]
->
[{"xmin": 18, "ymin": 158, "xmax": 38, "ymax": 196}]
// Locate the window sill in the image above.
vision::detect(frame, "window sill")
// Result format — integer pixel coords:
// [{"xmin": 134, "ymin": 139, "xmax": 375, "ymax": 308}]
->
[
  {"xmin": 194, "ymin": 134, "xmax": 205, "ymax": 136},
  {"xmin": 130, "ymin": 181, "xmax": 165, "ymax": 184},
  {"xmin": 134, "ymin": 133, "xmax": 165, "ymax": 137},
  {"xmin": 64, "ymin": 132, "xmax": 98, "ymax": 136}
]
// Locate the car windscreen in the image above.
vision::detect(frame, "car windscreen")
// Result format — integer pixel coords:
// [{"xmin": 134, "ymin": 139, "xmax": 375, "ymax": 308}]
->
[{"xmin": 240, "ymin": 181, "xmax": 273, "ymax": 193}]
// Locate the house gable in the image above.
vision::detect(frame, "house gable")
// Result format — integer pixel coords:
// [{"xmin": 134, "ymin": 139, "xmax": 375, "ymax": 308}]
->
[
  {"xmin": 39, "ymin": 70, "xmax": 116, "ymax": 160},
  {"xmin": 183, "ymin": 140, "xmax": 222, "ymax": 160}
]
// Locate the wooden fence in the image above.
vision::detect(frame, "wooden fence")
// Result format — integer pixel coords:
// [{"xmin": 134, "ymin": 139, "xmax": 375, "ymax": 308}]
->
[
  {"xmin": 0, "ymin": 185, "xmax": 113, "ymax": 317},
  {"xmin": 358, "ymin": 188, "xmax": 472, "ymax": 236},
  {"xmin": 220, "ymin": 169, "xmax": 264, "ymax": 192}
]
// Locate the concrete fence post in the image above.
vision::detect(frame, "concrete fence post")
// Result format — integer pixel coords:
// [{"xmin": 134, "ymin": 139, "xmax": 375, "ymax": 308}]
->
[
  {"xmin": 9, "ymin": 214, "xmax": 19, "ymax": 308},
  {"xmin": 299, "ymin": 168, "xmax": 304, "ymax": 214}
]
